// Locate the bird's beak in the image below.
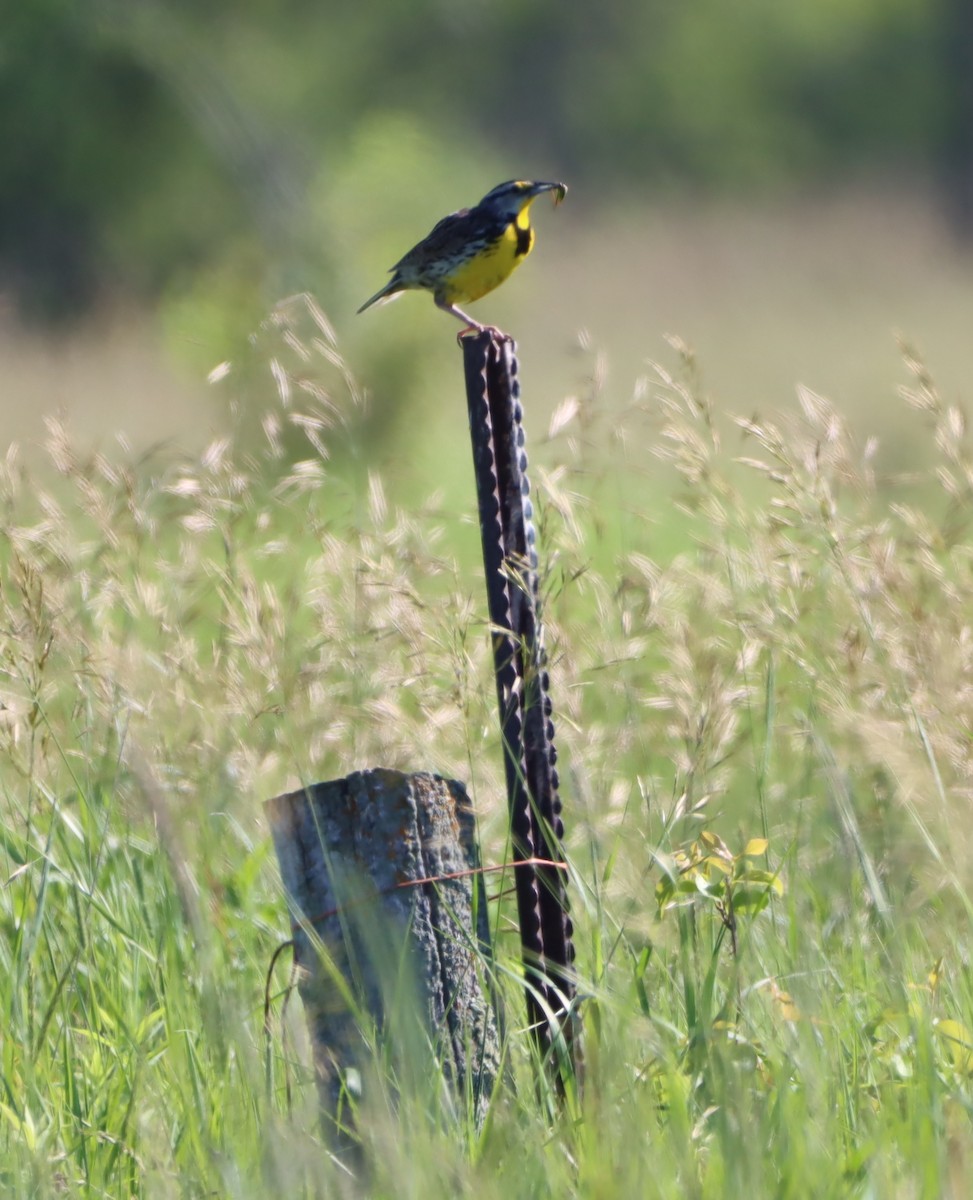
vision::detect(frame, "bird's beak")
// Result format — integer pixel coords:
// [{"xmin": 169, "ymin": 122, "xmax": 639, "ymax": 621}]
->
[{"xmin": 531, "ymin": 181, "xmax": 568, "ymax": 206}]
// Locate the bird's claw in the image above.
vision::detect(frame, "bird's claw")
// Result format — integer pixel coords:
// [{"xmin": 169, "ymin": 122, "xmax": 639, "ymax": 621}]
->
[{"xmin": 456, "ymin": 324, "xmax": 512, "ymax": 348}]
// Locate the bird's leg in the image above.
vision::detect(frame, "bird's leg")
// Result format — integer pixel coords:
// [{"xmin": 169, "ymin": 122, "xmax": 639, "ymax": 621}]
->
[{"xmin": 435, "ymin": 298, "xmax": 510, "ymax": 346}]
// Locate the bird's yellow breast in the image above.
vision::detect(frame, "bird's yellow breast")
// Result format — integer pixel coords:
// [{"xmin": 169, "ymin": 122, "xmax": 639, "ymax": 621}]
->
[{"xmin": 439, "ymin": 213, "xmax": 535, "ymax": 305}]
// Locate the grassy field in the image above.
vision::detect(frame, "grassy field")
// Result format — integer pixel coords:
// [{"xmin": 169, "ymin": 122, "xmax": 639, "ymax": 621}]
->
[{"xmin": 4, "ymin": 204, "xmax": 973, "ymax": 1194}]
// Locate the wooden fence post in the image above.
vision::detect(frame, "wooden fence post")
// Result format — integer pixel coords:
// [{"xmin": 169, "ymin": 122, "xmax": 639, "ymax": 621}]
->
[{"xmin": 266, "ymin": 769, "xmax": 500, "ymax": 1135}]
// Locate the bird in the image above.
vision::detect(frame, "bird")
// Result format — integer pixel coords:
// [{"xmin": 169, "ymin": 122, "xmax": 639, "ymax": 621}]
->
[{"xmin": 357, "ymin": 179, "xmax": 567, "ymax": 339}]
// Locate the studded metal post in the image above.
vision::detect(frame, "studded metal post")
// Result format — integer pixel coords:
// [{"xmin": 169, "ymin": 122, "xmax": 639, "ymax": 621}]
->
[{"xmin": 462, "ymin": 331, "xmax": 576, "ymax": 1079}]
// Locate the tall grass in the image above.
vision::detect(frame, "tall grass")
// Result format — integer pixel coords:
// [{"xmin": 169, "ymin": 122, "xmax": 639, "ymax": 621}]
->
[{"xmin": 2, "ymin": 298, "xmax": 972, "ymax": 1197}]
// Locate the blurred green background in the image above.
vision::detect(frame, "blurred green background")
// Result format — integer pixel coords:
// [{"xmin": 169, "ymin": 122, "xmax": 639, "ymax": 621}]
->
[{"xmin": 4, "ymin": 0, "xmax": 973, "ymax": 476}]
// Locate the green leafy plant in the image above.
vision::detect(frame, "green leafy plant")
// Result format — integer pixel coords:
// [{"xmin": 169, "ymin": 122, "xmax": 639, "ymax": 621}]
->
[{"xmin": 655, "ymin": 831, "xmax": 783, "ymax": 953}]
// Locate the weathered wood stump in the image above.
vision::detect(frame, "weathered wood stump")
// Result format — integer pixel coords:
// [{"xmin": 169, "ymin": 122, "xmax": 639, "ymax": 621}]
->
[{"xmin": 266, "ymin": 769, "xmax": 500, "ymax": 1134}]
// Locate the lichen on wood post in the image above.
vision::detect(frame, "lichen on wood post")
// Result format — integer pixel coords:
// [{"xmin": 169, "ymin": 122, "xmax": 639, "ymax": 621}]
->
[{"xmin": 265, "ymin": 769, "xmax": 500, "ymax": 1133}]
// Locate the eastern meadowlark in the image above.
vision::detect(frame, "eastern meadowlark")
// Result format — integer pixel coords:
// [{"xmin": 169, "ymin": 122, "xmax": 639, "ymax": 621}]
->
[{"xmin": 357, "ymin": 179, "xmax": 567, "ymax": 338}]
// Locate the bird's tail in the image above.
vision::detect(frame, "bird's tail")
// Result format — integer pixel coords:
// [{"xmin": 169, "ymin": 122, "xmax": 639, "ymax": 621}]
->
[{"xmin": 356, "ymin": 277, "xmax": 405, "ymax": 314}]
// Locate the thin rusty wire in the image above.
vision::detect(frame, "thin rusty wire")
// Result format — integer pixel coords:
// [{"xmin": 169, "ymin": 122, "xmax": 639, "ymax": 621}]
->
[{"xmin": 262, "ymin": 855, "xmax": 567, "ymax": 1030}]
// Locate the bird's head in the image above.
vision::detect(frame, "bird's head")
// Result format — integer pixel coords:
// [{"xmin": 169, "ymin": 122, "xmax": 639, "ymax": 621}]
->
[{"xmin": 477, "ymin": 180, "xmax": 568, "ymax": 222}]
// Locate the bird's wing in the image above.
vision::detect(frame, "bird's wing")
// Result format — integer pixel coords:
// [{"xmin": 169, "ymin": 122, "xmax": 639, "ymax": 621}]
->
[{"xmin": 391, "ymin": 207, "xmax": 476, "ymax": 272}]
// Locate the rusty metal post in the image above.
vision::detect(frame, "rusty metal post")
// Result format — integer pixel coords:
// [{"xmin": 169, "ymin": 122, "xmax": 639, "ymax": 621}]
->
[{"xmin": 461, "ymin": 331, "xmax": 577, "ymax": 1080}]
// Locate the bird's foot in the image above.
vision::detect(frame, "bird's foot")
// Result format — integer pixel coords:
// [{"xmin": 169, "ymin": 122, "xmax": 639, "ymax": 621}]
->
[{"xmin": 455, "ymin": 323, "xmax": 512, "ymax": 347}]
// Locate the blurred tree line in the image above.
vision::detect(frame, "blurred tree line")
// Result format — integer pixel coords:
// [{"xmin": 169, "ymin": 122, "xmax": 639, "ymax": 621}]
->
[{"xmin": 2, "ymin": 0, "xmax": 969, "ymax": 330}]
